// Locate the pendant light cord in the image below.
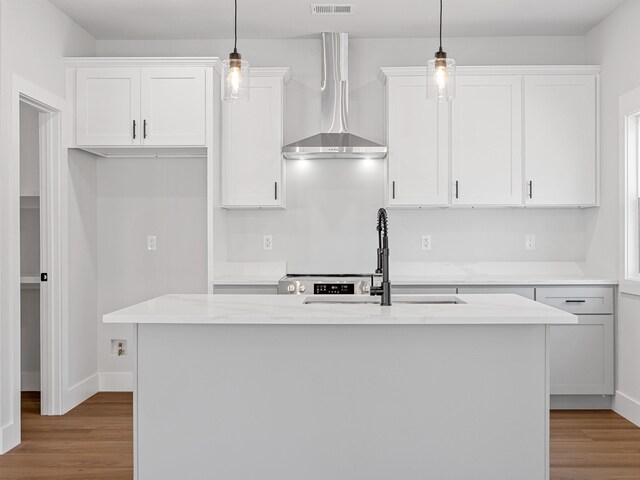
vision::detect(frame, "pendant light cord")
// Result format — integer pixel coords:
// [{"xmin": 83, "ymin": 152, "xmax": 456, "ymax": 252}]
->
[
  {"xmin": 439, "ymin": 0, "xmax": 443, "ymax": 53},
  {"xmin": 234, "ymin": 0, "xmax": 238, "ymax": 53}
]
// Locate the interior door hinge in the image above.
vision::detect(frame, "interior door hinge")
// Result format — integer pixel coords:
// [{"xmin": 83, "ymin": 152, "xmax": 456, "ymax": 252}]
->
[{"xmin": 41, "ymin": 273, "xmax": 48, "ymax": 282}]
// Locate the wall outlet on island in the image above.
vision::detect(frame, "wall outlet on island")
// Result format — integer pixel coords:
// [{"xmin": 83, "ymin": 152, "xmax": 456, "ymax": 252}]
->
[
  {"xmin": 422, "ymin": 235, "xmax": 432, "ymax": 251},
  {"xmin": 525, "ymin": 234, "xmax": 536, "ymax": 251},
  {"xmin": 147, "ymin": 235, "xmax": 157, "ymax": 251},
  {"xmin": 263, "ymin": 235, "xmax": 273, "ymax": 250},
  {"xmin": 111, "ymin": 339, "xmax": 127, "ymax": 357}
]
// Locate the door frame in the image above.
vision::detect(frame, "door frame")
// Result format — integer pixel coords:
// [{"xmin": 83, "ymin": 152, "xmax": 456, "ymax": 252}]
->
[{"xmin": 1, "ymin": 75, "xmax": 65, "ymax": 453}]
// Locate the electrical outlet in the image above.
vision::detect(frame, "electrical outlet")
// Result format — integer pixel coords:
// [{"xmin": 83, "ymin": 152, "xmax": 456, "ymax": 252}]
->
[
  {"xmin": 525, "ymin": 234, "xmax": 536, "ymax": 251},
  {"xmin": 421, "ymin": 235, "xmax": 432, "ymax": 251},
  {"xmin": 111, "ymin": 339, "xmax": 127, "ymax": 357},
  {"xmin": 147, "ymin": 235, "xmax": 157, "ymax": 251},
  {"xmin": 263, "ymin": 235, "xmax": 273, "ymax": 250}
]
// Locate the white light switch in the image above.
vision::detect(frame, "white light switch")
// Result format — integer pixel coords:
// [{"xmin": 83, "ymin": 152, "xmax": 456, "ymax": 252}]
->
[
  {"xmin": 263, "ymin": 235, "xmax": 273, "ymax": 250},
  {"xmin": 147, "ymin": 235, "xmax": 157, "ymax": 251}
]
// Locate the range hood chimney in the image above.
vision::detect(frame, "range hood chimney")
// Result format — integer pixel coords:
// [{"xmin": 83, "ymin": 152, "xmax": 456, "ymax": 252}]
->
[{"xmin": 282, "ymin": 33, "xmax": 388, "ymax": 159}]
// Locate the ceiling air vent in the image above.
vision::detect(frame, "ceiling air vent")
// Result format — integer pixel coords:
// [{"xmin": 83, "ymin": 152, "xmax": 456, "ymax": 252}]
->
[{"xmin": 310, "ymin": 4, "xmax": 354, "ymax": 15}]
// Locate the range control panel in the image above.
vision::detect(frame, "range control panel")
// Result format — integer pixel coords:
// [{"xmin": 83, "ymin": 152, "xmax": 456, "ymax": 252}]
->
[
  {"xmin": 277, "ymin": 275, "xmax": 371, "ymax": 295},
  {"xmin": 314, "ymin": 283, "xmax": 355, "ymax": 295}
]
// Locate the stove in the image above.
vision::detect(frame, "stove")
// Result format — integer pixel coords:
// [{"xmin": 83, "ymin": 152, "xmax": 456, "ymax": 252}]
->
[{"xmin": 277, "ymin": 274, "xmax": 372, "ymax": 295}]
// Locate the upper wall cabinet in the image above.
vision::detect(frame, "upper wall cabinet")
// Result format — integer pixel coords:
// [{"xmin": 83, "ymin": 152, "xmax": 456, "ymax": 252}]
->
[
  {"xmin": 221, "ymin": 68, "xmax": 290, "ymax": 208},
  {"xmin": 383, "ymin": 73, "xmax": 449, "ymax": 207},
  {"xmin": 76, "ymin": 68, "xmax": 141, "ymax": 146},
  {"xmin": 380, "ymin": 66, "xmax": 600, "ymax": 209},
  {"xmin": 451, "ymin": 75, "xmax": 522, "ymax": 206},
  {"xmin": 140, "ymin": 68, "xmax": 206, "ymax": 146},
  {"xmin": 524, "ymin": 75, "xmax": 598, "ymax": 207},
  {"xmin": 72, "ymin": 60, "xmax": 211, "ymax": 148}
]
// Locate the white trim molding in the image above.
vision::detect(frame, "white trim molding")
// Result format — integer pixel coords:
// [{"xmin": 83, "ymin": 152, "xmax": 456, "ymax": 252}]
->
[
  {"xmin": 379, "ymin": 65, "xmax": 602, "ymax": 83},
  {"xmin": 613, "ymin": 391, "xmax": 640, "ymax": 427},
  {"xmin": 99, "ymin": 372, "xmax": 134, "ymax": 392},
  {"xmin": 619, "ymin": 85, "xmax": 640, "ymax": 295},
  {"xmin": 64, "ymin": 56, "xmax": 221, "ymax": 72},
  {"xmin": 63, "ymin": 374, "xmax": 99, "ymax": 414}
]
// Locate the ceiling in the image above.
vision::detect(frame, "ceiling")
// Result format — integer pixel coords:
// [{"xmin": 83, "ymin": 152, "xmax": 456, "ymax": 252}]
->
[{"xmin": 50, "ymin": 0, "xmax": 625, "ymax": 40}]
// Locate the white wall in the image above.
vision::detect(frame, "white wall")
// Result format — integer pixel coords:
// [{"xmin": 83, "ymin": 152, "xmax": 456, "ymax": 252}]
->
[
  {"xmin": 586, "ymin": 0, "xmax": 640, "ymax": 425},
  {"xmin": 0, "ymin": 0, "xmax": 95, "ymax": 452},
  {"xmin": 67, "ymin": 150, "xmax": 98, "ymax": 394},
  {"xmin": 98, "ymin": 36, "xmax": 590, "ymax": 273},
  {"xmin": 96, "ymin": 157, "xmax": 208, "ymax": 387}
]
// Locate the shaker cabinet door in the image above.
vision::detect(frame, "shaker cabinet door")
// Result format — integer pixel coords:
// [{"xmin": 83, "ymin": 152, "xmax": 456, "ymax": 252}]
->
[
  {"xmin": 451, "ymin": 75, "xmax": 522, "ymax": 206},
  {"xmin": 76, "ymin": 68, "xmax": 141, "ymax": 146},
  {"xmin": 141, "ymin": 67, "xmax": 206, "ymax": 146}
]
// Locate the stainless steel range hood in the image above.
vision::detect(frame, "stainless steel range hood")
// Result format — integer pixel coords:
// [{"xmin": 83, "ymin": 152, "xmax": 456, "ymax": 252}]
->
[{"xmin": 282, "ymin": 33, "xmax": 388, "ymax": 160}]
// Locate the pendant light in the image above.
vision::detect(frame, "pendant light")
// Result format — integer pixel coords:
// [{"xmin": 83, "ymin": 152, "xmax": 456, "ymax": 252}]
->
[
  {"xmin": 427, "ymin": 0, "xmax": 455, "ymax": 101},
  {"xmin": 222, "ymin": 0, "xmax": 250, "ymax": 102}
]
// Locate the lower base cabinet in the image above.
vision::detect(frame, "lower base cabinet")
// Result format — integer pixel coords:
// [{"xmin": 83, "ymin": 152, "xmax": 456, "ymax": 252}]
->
[{"xmin": 549, "ymin": 315, "xmax": 614, "ymax": 395}]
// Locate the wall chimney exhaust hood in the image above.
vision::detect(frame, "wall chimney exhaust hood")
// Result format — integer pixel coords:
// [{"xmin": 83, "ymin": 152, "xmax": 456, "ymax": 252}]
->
[{"xmin": 282, "ymin": 33, "xmax": 388, "ymax": 160}]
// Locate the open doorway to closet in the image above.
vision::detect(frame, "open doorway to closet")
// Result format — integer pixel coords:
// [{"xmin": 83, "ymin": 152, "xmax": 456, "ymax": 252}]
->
[{"xmin": 19, "ymin": 102, "xmax": 44, "ymax": 402}]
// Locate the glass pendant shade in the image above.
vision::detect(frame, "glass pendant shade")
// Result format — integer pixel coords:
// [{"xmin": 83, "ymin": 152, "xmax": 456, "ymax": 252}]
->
[
  {"xmin": 222, "ymin": 52, "xmax": 250, "ymax": 102},
  {"xmin": 427, "ymin": 51, "xmax": 456, "ymax": 101}
]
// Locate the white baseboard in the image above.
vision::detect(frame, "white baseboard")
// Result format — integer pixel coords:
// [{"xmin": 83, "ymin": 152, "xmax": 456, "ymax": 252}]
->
[
  {"xmin": 21, "ymin": 372, "xmax": 41, "ymax": 392},
  {"xmin": 550, "ymin": 394, "xmax": 612, "ymax": 410},
  {"xmin": 63, "ymin": 373, "xmax": 99, "ymax": 414},
  {"xmin": 99, "ymin": 372, "xmax": 133, "ymax": 392},
  {"xmin": 613, "ymin": 390, "xmax": 640, "ymax": 427},
  {"xmin": 0, "ymin": 421, "xmax": 20, "ymax": 455}
]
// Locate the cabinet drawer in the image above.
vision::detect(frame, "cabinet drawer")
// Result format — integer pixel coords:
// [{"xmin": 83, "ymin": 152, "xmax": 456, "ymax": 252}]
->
[
  {"xmin": 458, "ymin": 286, "xmax": 535, "ymax": 300},
  {"xmin": 535, "ymin": 287, "xmax": 613, "ymax": 314}
]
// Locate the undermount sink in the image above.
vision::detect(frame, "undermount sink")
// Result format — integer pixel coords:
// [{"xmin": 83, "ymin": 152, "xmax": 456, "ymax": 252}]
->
[{"xmin": 303, "ymin": 295, "xmax": 465, "ymax": 305}]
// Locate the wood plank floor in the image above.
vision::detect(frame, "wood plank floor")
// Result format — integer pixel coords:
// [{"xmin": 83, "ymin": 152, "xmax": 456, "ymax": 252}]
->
[{"xmin": 0, "ymin": 393, "xmax": 639, "ymax": 479}]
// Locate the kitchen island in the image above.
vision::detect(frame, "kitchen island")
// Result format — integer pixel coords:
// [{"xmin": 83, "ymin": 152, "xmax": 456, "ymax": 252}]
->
[{"xmin": 104, "ymin": 293, "xmax": 576, "ymax": 480}]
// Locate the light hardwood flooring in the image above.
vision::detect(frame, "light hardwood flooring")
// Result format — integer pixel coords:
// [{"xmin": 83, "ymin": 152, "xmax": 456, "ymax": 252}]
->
[{"xmin": 0, "ymin": 393, "xmax": 639, "ymax": 479}]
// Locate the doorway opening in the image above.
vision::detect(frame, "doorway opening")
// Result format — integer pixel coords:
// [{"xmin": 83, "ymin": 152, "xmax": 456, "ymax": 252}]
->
[{"xmin": 19, "ymin": 102, "xmax": 43, "ymax": 407}]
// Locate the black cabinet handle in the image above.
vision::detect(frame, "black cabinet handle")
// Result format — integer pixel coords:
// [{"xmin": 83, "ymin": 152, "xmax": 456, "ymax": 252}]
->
[
  {"xmin": 455, "ymin": 180, "xmax": 459, "ymax": 199},
  {"xmin": 392, "ymin": 181, "xmax": 396, "ymax": 199},
  {"xmin": 528, "ymin": 180, "xmax": 533, "ymax": 199},
  {"xmin": 132, "ymin": 120, "xmax": 137, "ymax": 139},
  {"xmin": 274, "ymin": 182, "xmax": 278, "ymax": 200},
  {"xmin": 565, "ymin": 299, "xmax": 586, "ymax": 303},
  {"xmin": 143, "ymin": 120, "xmax": 147, "ymax": 139}
]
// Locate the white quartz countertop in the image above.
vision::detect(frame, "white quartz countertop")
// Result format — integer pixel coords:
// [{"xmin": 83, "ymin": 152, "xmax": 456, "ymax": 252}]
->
[{"xmin": 103, "ymin": 293, "xmax": 577, "ymax": 325}]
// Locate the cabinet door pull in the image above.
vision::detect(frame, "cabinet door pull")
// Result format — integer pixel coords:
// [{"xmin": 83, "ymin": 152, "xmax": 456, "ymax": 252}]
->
[
  {"xmin": 565, "ymin": 299, "xmax": 586, "ymax": 304},
  {"xmin": 392, "ymin": 181, "xmax": 396, "ymax": 199},
  {"xmin": 132, "ymin": 120, "xmax": 137, "ymax": 139},
  {"xmin": 528, "ymin": 180, "xmax": 533, "ymax": 199},
  {"xmin": 274, "ymin": 181, "xmax": 278, "ymax": 200},
  {"xmin": 455, "ymin": 180, "xmax": 459, "ymax": 199},
  {"xmin": 143, "ymin": 120, "xmax": 147, "ymax": 139}
]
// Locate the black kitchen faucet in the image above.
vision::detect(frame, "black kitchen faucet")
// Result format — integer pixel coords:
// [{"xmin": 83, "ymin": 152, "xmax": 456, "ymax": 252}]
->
[{"xmin": 370, "ymin": 208, "xmax": 391, "ymax": 306}]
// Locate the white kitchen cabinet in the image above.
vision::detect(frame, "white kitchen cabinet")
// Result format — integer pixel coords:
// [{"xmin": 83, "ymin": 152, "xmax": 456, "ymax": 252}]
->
[
  {"xmin": 451, "ymin": 75, "xmax": 522, "ymax": 206},
  {"xmin": 524, "ymin": 75, "xmax": 598, "ymax": 206},
  {"xmin": 140, "ymin": 67, "xmax": 206, "ymax": 146},
  {"xmin": 76, "ymin": 68, "xmax": 141, "ymax": 146},
  {"xmin": 536, "ymin": 286, "xmax": 614, "ymax": 395},
  {"xmin": 385, "ymin": 75, "xmax": 449, "ymax": 207},
  {"xmin": 222, "ymin": 69, "xmax": 290, "ymax": 208},
  {"xmin": 549, "ymin": 315, "xmax": 614, "ymax": 395},
  {"xmin": 76, "ymin": 65, "xmax": 206, "ymax": 147}
]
